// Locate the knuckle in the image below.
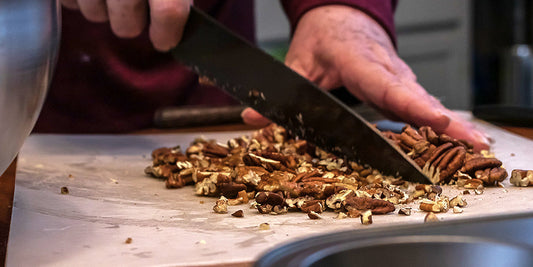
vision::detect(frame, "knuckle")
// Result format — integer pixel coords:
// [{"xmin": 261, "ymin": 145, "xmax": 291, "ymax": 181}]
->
[
  {"xmin": 112, "ymin": 21, "xmax": 144, "ymax": 38},
  {"xmin": 84, "ymin": 12, "xmax": 108, "ymax": 23},
  {"xmin": 150, "ymin": 1, "xmax": 189, "ymax": 24},
  {"xmin": 60, "ymin": 0, "xmax": 79, "ymax": 9},
  {"xmin": 113, "ymin": 27, "xmax": 143, "ymax": 38}
]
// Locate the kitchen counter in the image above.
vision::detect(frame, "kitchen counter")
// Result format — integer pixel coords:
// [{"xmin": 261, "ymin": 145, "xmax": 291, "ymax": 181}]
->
[{"xmin": 2, "ymin": 113, "xmax": 533, "ymax": 266}]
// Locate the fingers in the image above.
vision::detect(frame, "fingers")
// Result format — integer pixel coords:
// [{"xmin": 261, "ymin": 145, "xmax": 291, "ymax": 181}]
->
[
  {"xmin": 77, "ymin": 0, "xmax": 108, "ymax": 22},
  {"xmin": 241, "ymin": 108, "xmax": 271, "ymax": 127},
  {"xmin": 148, "ymin": 0, "xmax": 192, "ymax": 51},
  {"xmin": 106, "ymin": 0, "xmax": 147, "ymax": 38},
  {"xmin": 342, "ymin": 61, "xmax": 450, "ymax": 131},
  {"xmin": 341, "ymin": 60, "xmax": 490, "ymax": 151},
  {"xmin": 63, "ymin": 0, "xmax": 190, "ymax": 50},
  {"xmin": 439, "ymin": 110, "xmax": 491, "ymax": 152},
  {"xmin": 60, "ymin": 0, "xmax": 79, "ymax": 9}
]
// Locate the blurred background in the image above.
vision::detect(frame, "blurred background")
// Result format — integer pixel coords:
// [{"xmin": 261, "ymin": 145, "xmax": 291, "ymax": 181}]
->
[{"xmin": 254, "ymin": 0, "xmax": 533, "ymax": 111}]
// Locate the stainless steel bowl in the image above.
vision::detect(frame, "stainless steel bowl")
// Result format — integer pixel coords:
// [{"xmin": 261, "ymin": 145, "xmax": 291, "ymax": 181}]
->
[
  {"xmin": 298, "ymin": 236, "xmax": 533, "ymax": 267},
  {"xmin": 0, "ymin": 0, "xmax": 60, "ymax": 174},
  {"xmin": 256, "ymin": 213, "xmax": 533, "ymax": 267}
]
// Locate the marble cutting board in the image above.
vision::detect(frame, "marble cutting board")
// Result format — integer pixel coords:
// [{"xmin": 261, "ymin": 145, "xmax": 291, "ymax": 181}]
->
[{"xmin": 6, "ymin": 112, "xmax": 533, "ymax": 266}]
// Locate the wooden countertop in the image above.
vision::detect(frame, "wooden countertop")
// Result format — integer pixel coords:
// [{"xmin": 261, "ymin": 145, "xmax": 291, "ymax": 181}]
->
[{"xmin": 1, "ymin": 122, "xmax": 531, "ymax": 265}]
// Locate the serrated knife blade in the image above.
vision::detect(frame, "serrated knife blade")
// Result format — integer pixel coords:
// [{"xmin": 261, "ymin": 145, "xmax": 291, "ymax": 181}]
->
[{"xmin": 171, "ymin": 7, "xmax": 432, "ymax": 184}]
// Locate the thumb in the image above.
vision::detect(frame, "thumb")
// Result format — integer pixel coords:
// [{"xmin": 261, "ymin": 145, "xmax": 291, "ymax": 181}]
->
[{"xmin": 241, "ymin": 108, "xmax": 271, "ymax": 127}]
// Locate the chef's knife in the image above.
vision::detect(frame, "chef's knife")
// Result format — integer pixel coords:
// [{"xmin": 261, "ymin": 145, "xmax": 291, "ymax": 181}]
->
[{"xmin": 171, "ymin": 7, "xmax": 432, "ymax": 184}]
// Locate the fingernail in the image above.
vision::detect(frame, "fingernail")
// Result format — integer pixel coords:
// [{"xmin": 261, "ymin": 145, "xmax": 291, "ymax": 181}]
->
[
  {"xmin": 474, "ymin": 130, "xmax": 491, "ymax": 145},
  {"xmin": 240, "ymin": 108, "xmax": 252, "ymax": 118},
  {"xmin": 431, "ymin": 109, "xmax": 451, "ymax": 132}
]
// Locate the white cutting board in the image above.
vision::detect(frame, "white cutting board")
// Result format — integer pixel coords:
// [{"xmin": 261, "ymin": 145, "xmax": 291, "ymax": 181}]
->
[{"xmin": 6, "ymin": 112, "xmax": 533, "ymax": 267}]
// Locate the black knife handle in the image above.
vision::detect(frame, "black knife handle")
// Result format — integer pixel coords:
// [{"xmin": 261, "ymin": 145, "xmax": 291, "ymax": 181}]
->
[{"xmin": 154, "ymin": 105, "xmax": 244, "ymax": 128}]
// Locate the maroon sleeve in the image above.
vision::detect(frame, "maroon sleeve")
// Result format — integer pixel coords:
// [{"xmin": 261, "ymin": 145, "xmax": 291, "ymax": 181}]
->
[{"xmin": 281, "ymin": 0, "xmax": 398, "ymax": 46}]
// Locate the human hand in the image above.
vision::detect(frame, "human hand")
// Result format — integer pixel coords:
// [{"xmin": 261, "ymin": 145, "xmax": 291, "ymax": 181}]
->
[
  {"xmin": 242, "ymin": 5, "xmax": 490, "ymax": 151},
  {"xmin": 60, "ymin": 0, "xmax": 192, "ymax": 51}
]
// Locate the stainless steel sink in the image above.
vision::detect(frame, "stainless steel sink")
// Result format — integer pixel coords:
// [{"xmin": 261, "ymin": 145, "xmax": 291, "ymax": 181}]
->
[{"xmin": 256, "ymin": 212, "xmax": 533, "ymax": 267}]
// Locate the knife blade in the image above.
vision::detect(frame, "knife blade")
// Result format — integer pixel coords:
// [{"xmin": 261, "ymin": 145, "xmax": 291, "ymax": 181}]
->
[{"xmin": 171, "ymin": 7, "xmax": 432, "ymax": 184}]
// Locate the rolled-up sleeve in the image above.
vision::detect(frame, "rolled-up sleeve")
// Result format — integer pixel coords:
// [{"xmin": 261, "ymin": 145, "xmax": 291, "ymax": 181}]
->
[{"xmin": 281, "ymin": 0, "xmax": 398, "ymax": 46}]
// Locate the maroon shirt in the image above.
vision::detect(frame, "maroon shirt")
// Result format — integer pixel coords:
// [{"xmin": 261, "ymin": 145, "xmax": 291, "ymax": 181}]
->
[{"xmin": 34, "ymin": 0, "xmax": 397, "ymax": 133}]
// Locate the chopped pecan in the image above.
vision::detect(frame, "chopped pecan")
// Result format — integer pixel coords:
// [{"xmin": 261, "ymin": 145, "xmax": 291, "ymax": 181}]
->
[
  {"xmin": 285, "ymin": 196, "xmax": 314, "ymax": 210},
  {"xmin": 398, "ymin": 207, "xmax": 412, "ymax": 216},
  {"xmin": 255, "ymin": 192, "xmax": 287, "ymax": 214},
  {"xmin": 453, "ymin": 206, "xmax": 463, "ymax": 213},
  {"xmin": 145, "ymin": 164, "xmax": 178, "ymax": 179},
  {"xmin": 336, "ymin": 212, "xmax": 348, "ymax": 219},
  {"xmin": 510, "ymin": 169, "xmax": 533, "ymax": 187},
  {"xmin": 292, "ymin": 169, "xmax": 321, "ymax": 183},
  {"xmin": 219, "ymin": 183, "xmax": 247, "ymax": 198},
  {"xmin": 300, "ymin": 200, "xmax": 325, "ymax": 213},
  {"xmin": 151, "ymin": 146, "xmax": 186, "ymax": 165},
  {"xmin": 213, "ymin": 196, "xmax": 228, "ymax": 214},
  {"xmin": 449, "ymin": 196, "xmax": 467, "ymax": 208},
  {"xmin": 252, "ymin": 124, "xmax": 287, "ymax": 144},
  {"xmin": 360, "ymin": 210, "xmax": 373, "ymax": 225},
  {"xmin": 256, "ymin": 151, "xmax": 297, "ymax": 169},
  {"xmin": 257, "ymin": 204, "xmax": 287, "ymax": 215},
  {"xmin": 195, "ymin": 173, "xmax": 231, "ymax": 196},
  {"xmin": 292, "ymin": 139, "xmax": 312, "ymax": 155},
  {"xmin": 415, "ymin": 184, "xmax": 442, "ymax": 195},
  {"xmin": 342, "ymin": 196, "xmax": 395, "ymax": 214},
  {"xmin": 233, "ymin": 166, "xmax": 269, "ymax": 186},
  {"xmin": 186, "ymin": 140, "xmax": 205, "ymax": 156},
  {"xmin": 461, "ymin": 178, "xmax": 484, "ymax": 190},
  {"xmin": 255, "ymin": 192, "xmax": 285, "ymax": 206},
  {"xmin": 231, "ymin": 210, "xmax": 244, "ymax": 217},
  {"xmin": 419, "ymin": 199, "xmax": 444, "ymax": 213},
  {"xmin": 166, "ymin": 174, "xmax": 189, "ymax": 189},
  {"xmin": 243, "ymin": 153, "xmax": 284, "ymax": 171},
  {"xmin": 326, "ymin": 190, "xmax": 355, "ymax": 210},
  {"xmin": 152, "ymin": 147, "xmax": 172, "ymax": 159},
  {"xmin": 308, "ymin": 211, "xmax": 322, "ymax": 220},
  {"xmin": 424, "ymin": 212, "xmax": 439, "ymax": 223},
  {"xmin": 227, "ymin": 136, "xmax": 249, "ymax": 149}
]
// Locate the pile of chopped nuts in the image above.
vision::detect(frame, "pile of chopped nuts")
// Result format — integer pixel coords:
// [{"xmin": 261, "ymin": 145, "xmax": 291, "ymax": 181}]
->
[{"xmin": 145, "ymin": 124, "xmax": 511, "ymax": 225}]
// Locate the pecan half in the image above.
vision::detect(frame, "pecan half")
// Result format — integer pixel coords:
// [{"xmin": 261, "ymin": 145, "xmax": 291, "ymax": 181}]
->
[
  {"xmin": 475, "ymin": 168, "xmax": 508, "ymax": 186},
  {"xmin": 400, "ymin": 125, "xmax": 430, "ymax": 155},
  {"xmin": 463, "ymin": 158, "xmax": 503, "ymax": 174},
  {"xmin": 342, "ymin": 196, "xmax": 395, "ymax": 215},
  {"xmin": 462, "ymin": 157, "xmax": 507, "ymax": 185},
  {"xmin": 202, "ymin": 142, "xmax": 230, "ymax": 158},
  {"xmin": 434, "ymin": 146, "xmax": 466, "ymax": 183},
  {"xmin": 418, "ymin": 126, "xmax": 439, "ymax": 145}
]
